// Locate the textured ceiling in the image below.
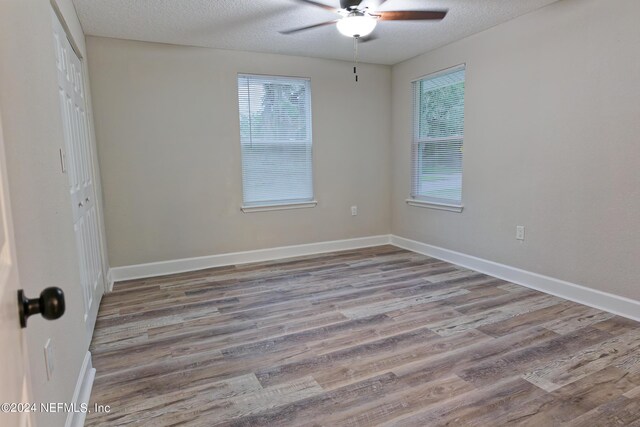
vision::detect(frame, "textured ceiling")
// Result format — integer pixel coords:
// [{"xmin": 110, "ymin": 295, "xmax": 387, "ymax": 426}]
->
[{"xmin": 73, "ymin": 0, "xmax": 561, "ymax": 65}]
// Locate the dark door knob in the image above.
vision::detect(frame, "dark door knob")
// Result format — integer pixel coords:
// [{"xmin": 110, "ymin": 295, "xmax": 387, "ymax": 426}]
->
[{"xmin": 18, "ymin": 287, "xmax": 66, "ymax": 328}]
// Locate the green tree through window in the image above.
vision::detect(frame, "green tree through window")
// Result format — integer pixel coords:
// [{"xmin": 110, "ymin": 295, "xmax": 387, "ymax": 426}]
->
[
  {"xmin": 412, "ymin": 66, "xmax": 466, "ymax": 205},
  {"xmin": 238, "ymin": 75, "xmax": 313, "ymax": 207}
]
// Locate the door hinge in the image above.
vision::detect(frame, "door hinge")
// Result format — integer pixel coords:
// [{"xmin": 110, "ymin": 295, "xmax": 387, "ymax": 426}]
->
[{"xmin": 59, "ymin": 148, "xmax": 66, "ymax": 173}]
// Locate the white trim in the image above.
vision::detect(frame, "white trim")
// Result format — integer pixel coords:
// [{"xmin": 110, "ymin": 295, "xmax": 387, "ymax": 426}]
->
[
  {"xmin": 106, "ymin": 269, "xmax": 114, "ymax": 293},
  {"xmin": 65, "ymin": 351, "xmax": 96, "ymax": 427},
  {"xmin": 49, "ymin": 1, "xmax": 83, "ymax": 60},
  {"xmin": 411, "ymin": 63, "xmax": 466, "ymax": 84},
  {"xmin": 110, "ymin": 235, "xmax": 391, "ymax": 282},
  {"xmin": 406, "ymin": 199, "xmax": 464, "ymax": 213},
  {"xmin": 390, "ymin": 235, "xmax": 640, "ymax": 322},
  {"xmin": 238, "ymin": 72, "xmax": 311, "ymax": 83},
  {"xmin": 241, "ymin": 200, "xmax": 318, "ymax": 213}
]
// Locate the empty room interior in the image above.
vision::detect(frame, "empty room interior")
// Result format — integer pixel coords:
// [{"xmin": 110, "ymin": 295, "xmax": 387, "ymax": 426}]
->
[{"xmin": 1, "ymin": 0, "xmax": 640, "ymax": 426}]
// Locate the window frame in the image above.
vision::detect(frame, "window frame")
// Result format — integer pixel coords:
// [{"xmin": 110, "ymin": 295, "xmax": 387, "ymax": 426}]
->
[
  {"xmin": 237, "ymin": 73, "xmax": 316, "ymax": 212},
  {"xmin": 407, "ymin": 64, "xmax": 466, "ymax": 213}
]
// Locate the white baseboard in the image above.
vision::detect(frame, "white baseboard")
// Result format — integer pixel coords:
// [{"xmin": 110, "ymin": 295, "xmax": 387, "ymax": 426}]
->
[
  {"xmin": 109, "ymin": 235, "xmax": 392, "ymax": 283},
  {"xmin": 390, "ymin": 235, "xmax": 640, "ymax": 322},
  {"xmin": 65, "ymin": 351, "xmax": 96, "ymax": 427},
  {"xmin": 106, "ymin": 232, "xmax": 639, "ymax": 322}
]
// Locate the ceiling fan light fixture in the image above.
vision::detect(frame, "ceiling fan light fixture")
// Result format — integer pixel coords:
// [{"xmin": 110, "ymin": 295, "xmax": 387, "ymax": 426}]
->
[{"xmin": 336, "ymin": 12, "xmax": 377, "ymax": 38}]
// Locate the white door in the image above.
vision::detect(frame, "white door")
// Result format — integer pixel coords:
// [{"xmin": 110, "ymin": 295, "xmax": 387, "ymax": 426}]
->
[
  {"xmin": 0, "ymin": 115, "xmax": 32, "ymax": 427},
  {"xmin": 52, "ymin": 11, "xmax": 103, "ymax": 335}
]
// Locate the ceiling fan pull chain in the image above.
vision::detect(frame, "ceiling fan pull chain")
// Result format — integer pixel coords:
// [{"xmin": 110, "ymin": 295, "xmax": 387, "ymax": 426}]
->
[{"xmin": 353, "ymin": 36, "xmax": 359, "ymax": 82}]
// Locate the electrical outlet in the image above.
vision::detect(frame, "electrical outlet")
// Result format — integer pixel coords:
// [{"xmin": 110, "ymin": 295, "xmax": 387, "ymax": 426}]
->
[
  {"xmin": 44, "ymin": 339, "xmax": 54, "ymax": 381},
  {"xmin": 351, "ymin": 206, "xmax": 358, "ymax": 216},
  {"xmin": 516, "ymin": 226, "xmax": 525, "ymax": 241}
]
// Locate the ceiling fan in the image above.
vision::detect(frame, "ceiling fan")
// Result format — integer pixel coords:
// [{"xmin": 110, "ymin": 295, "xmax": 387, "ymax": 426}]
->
[{"xmin": 280, "ymin": 0, "xmax": 448, "ymax": 39}]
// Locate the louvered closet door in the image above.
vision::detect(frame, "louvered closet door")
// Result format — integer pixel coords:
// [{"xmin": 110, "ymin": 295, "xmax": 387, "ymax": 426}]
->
[{"xmin": 52, "ymin": 10, "xmax": 103, "ymax": 335}]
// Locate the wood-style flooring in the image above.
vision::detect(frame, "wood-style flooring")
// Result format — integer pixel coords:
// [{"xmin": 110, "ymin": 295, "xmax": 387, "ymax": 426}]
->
[{"xmin": 86, "ymin": 245, "xmax": 640, "ymax": 426}]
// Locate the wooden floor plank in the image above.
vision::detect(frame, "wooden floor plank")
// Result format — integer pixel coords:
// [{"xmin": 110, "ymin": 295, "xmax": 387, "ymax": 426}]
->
[
  {"xmin": 456, "ymin": 326, "xmax": 612, "ymax": 387},
  {"xmin": 85, "ymin": 245, "xmax": 640, "ymax": 426},
  {"xmin": 522, "ymin": 329, "xmax": 640, "ymax": 392},
  {"xmin": 380, "ymin": 378, "xmax": 549, "ymax": 427},
  {"xmin": 509, "ymin": 366, "xmax": 640, "ymax": 426}
]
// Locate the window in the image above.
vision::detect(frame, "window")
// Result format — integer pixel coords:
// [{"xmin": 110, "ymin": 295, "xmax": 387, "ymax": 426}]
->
[
  {"xmin": 410, "ymin": 65, "xmax": 465, "ymax": 211},
  {"xmin": 237, "ymin": 74, "xmax": 314, "ymax": 211}
]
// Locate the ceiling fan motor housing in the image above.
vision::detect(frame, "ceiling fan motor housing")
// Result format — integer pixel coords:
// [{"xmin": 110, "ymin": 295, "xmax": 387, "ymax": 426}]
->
[
  {"xmin": 280, "ymin": 1, "xmax": 447, "ymax": 36},
  {"xmin": 340, "ymin": 0, "xmax": 363, "ymax": 11}
]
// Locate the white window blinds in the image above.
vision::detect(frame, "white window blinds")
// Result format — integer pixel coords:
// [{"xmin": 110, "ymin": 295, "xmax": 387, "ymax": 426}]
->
[
  {"xmin": 238, "ymin": 74, "xmax": 313, "ymax": 207},
  {"xmin": 411, "ymin": 65, "xmax": 465, "ymax": 206}
]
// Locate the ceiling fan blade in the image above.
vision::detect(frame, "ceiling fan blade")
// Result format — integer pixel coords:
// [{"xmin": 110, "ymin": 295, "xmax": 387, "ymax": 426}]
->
[
  {"xmin": 376, "ymin": 10, "xmax": 447, "ymax": 21},
  {"xmin": 291, "ymin": 0, "xmax": 339, "ymax": 13},
  {"xmin": 279, "ymin": 20, "xmax": 340, "ymax": 35}
]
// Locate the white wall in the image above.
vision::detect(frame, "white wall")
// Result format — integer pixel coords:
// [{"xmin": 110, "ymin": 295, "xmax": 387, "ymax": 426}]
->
[
  {"xmin": 86, "ymin": 37, "xmax": 392, "ymax": 267},
  {"xmin": 391, "ymin": 0, "xmax": 640, "ymax": 301},
  {"xmin": 0, "ymin": 0, "xmax": 107, "ymax": 426}
]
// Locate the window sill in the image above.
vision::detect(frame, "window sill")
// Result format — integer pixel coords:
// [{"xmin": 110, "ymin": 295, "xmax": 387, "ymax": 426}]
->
[
  {"xmin": 241, "ymin": 201, "xmax": 318, "ymax": 213},
  {"xmin": 406, "ymin": 199, "xmax": 464, "ymax": 213}
]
